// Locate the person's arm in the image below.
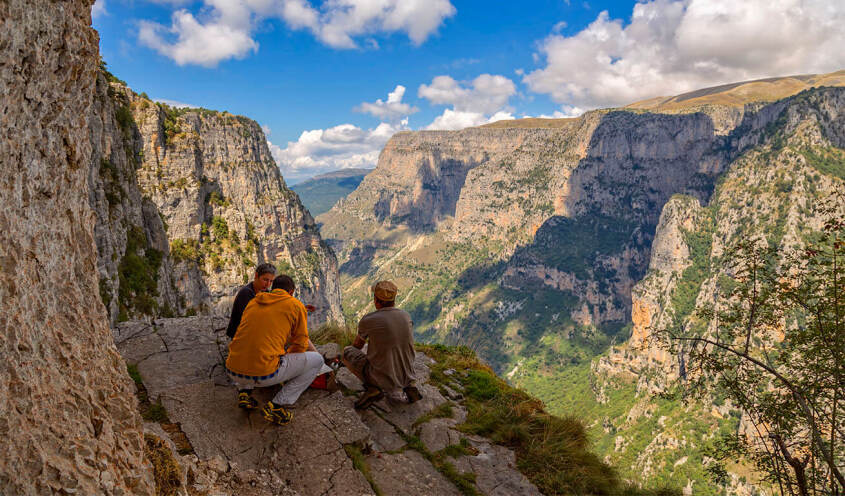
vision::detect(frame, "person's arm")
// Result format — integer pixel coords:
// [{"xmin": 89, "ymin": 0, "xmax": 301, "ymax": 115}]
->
[
  {"xmin": 352, "ymin": 319, "xmax": 367, "ymax": 349},
  {"xmin": 225, "ymin": 289, "xmax": 252, "ymax": 339},
  {"xmin": 307, "ymin": 339, "xmax": 317, "ymax": 352},
  {"xmin": 286, "ymin": 305, "xmax": 310, "ymax": 354}
]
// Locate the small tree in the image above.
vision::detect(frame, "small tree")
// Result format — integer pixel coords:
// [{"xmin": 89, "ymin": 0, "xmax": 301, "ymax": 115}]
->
[{"xmin": 664, "ymin": 196, "xmax": 844, "ymax": 496}]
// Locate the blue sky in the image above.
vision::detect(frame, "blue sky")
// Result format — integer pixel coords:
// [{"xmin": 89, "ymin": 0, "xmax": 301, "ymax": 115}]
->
[{"xmin": 93, "ymin": 0, "xmax": 845, "ymax": 183}]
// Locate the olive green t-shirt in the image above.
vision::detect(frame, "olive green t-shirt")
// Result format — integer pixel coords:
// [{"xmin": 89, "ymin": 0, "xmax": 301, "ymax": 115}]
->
[{"xmin": 357, "ymin": 307, "xmax": 416, "ymax": 390}]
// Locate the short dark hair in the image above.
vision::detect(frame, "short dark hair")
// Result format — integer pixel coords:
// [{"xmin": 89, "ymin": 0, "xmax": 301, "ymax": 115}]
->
[
  {"xmin": 255, "ymin": 263, "xmax": 276, "ymax": 277},
  {"xmin": 272, "ymin": 274, "xmax": 296, "ymax": 293},
  {"xmin": 375, "ymin": 296, "xmax": 395, "ymax": 307}
]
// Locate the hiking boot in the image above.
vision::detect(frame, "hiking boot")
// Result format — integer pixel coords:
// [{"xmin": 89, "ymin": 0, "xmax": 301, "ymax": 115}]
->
[
  {"xmin": 354, "ymin": 385, "xmax": 384, "ymax": 410},
  {"xmin": 404, "ymin": 385, "xmax": 423, "ymax": 404},
  {"xmin": 238, "ymin": 391, "xmax": 258, "ymax": 410},
  {"xmin": 262, "ymin": 401, "xmax": 293, "ymax": 425}
]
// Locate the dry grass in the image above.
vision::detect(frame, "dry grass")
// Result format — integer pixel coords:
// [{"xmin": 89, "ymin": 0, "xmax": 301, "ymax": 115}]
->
[
  {"xmin": 310, "ymin": 321, "xmax": 357, "ymax": 348},
  {"xmin": 144, "ymin": 434, "xmax": 183, "ymax": 496},
  {"xmin": 478, "ymin": 117, "xmax": 580, "ymax": 129}
]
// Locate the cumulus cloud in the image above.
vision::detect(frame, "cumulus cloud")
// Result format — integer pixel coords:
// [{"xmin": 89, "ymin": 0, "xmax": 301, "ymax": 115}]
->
[
  {"xmin": 355, "ymin": 85, "xmax": 418, "ymax": 122},
  {"xmin": 525, "ymin": 0, "xmax": 845, "ymax": 109},
  {"xmin": 138, "ymin": 0, "xmax": 456, "ymax": 66},
  {"xmin": 270, "ymin": 120, "xmax": 407, "ymax": 182},
  {"xmin": 418, "ymin": 74, "xmax": 517, "ymax": 130},
  {"xmin": 138, "ymin": 9, "xmax": 258, "ymax": 67}
]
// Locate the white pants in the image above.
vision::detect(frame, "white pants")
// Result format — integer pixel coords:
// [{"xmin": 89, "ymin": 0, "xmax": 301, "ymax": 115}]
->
[{"xmin": 229, "ymin": 351, "xmax": 323, "ymax": 406}]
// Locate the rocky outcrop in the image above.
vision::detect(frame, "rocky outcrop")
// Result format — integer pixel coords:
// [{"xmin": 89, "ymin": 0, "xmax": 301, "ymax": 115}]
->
[
  {"xmin": 0, "ymin": 1, "xmax": 153, "ymax": 493},
  {"xmin": 114, "ymin": 316, "xmax": 540, "ymax": 496},
  {"xmin": 87, "ymin": 82, "xmax": 343, "ymax": 325}
]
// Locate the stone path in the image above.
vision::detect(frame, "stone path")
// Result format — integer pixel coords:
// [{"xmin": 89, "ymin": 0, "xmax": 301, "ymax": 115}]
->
[{"xmin": 114, "ymin": 317, "xmax": 541, "ymax": 496}]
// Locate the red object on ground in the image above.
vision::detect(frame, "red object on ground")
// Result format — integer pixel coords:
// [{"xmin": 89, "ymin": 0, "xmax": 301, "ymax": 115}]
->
[{"xmin": 310, "ymin": 373, "xmax": 329, "ymax": 389}]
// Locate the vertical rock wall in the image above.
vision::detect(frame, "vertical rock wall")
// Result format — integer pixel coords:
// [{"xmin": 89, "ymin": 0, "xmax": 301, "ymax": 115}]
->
[
  {"xmin": 87, "ymin": 84, "xmax": 343, "ymax": 326},
  {"xmin": 88, "ymin": 73, "xmax": 184, "ymax": 323},
  {"xmin": 0, "ymin": 1, "xmax": 152, "ymax": 494}
]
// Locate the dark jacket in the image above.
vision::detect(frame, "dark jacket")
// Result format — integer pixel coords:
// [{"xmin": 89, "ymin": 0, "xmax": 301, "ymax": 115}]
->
[{"xmin": 226, "ymin": 283, "xmax": 257, "ymax": 339}]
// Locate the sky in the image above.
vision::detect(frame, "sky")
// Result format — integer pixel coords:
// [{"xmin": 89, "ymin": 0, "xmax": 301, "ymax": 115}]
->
[{"xmin": 92, "ymin": 0, "xmax": 845, "ymax": 183}]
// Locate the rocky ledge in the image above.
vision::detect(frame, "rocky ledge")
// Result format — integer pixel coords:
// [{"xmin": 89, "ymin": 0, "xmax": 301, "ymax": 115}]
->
[{"xmin": 113, "ymin": 316, "xmax": 539, "ymax": 496}]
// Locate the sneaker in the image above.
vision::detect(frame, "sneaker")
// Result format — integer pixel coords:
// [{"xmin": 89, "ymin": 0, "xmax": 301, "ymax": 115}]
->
[
  {"xmin": 354, "ymin": 385, "xmax": 384, "ymax": 410},
  {"xmin": 238, "ymin": 391, "xmax": 258, "ymax": 410},
  {"xmin": 404, "ymin": 385, "xmax": 423, "ymax": 404},
  {"xmin": 262, "ymin": 401, "xmax": 293, "ymax": 425}
]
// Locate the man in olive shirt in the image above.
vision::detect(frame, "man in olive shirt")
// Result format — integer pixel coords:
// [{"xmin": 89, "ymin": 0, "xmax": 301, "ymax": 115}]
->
[
  {"xmin": 342, "ymin": 280, "xmax": 422, "ymax": 409},
  {"xmin": 226, "ymin": 263, "xmax": 276, "ymax": 339}
]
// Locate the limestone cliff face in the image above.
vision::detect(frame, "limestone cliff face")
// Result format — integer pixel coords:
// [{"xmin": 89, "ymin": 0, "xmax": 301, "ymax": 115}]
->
[
  {"xmin": 88, "ymin": 84, "xmax": 343, "ymax": 325},
  {"xmin": 589, "ymin": 88, "xmax": 845, "ymax": 485},
  {"xmin": 602, "ymin": 87, "xmax": 845, "ymax": 386},
  {"xmin": 332, "ymin": 119, "xmax": 598, "ymax": 243},
  {"xmin": 88, "ymin": 73, "xmax": 184, "ymax": 322},
  {"xmin": 0, "ymin": 1, "xmax": 153, "ymax": 493}
]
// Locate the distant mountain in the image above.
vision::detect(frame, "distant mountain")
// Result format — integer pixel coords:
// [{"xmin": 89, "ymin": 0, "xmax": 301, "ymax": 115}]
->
[{"xmin": 292, "ymin": 168, "xmax": 372, "ymax": 216}]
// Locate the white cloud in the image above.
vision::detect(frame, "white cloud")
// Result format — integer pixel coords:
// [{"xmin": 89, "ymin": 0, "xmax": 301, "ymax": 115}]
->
[
  {"xmin": 355, "ymin": 85, "xmax": 418, "ymax": 122},
  {"xmin": 138, "ymin": 9, "xmax": 258, "ymax": 67},
  {"xmin": 535, "ymin": 105, "xmax": 584, "ymax": 118},
  {"xmin": 137, "ymin": 0, "xmax": 456, "ymax": 66},
  {"xmin": 425, "ymin": 110, "xmax": 486, "ymax": 131},
  {"xmin": 270, "ymin": 120, "xmax": 407, "ymax": 182},
  {"xmin": 154, "ymin": 98, "xmax": 198, "ymax": 108},
  {"xmin": 92, "ymin": 0, "xmax": 107, "ymax": 18},
  {"xmin": 419, "ymin": 74, "xmax": 517, "ymax": 130},
  {"xmin": 525, "ymin": 0, "xmax": 845, "ymax": 109}
]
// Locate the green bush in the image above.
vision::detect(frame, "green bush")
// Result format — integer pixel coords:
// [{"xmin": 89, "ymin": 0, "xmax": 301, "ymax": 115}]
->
[{"xmin": 117, "ymin": 226, "xmax": 162, "ymax": 319}]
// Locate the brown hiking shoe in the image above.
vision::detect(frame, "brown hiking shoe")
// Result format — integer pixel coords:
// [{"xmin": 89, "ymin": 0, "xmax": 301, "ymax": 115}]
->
[
  {"xmin": 354, "ymin": 385, "xmax": 384, "ymax": 410},
  {"xmin": 404, "ymin": 385, "xmax": 422, "ymax": 404}
]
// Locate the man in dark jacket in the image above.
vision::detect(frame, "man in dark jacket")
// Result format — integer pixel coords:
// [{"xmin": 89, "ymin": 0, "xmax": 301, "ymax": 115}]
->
[{"xmin": 226, "ymin": 263, "xmax": 276, "ymax": 339}]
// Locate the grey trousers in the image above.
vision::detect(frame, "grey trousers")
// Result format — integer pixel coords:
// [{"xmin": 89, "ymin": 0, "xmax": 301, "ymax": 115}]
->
[{"xmin": 229, "ymin": 351, "xmax": 323, "ymax": 405}]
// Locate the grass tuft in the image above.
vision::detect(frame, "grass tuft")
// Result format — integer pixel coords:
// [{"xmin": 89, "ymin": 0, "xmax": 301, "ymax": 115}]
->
[
  {"xmin": 144, "ymin": 434, "xmax": 182, "ymax": 496},
  {"xmin": 413, "ymin": 401, "xmax": 454, "ymax": 427},
  {"xmin": 344, "ymin": 443, "xmax": 383, "ymax": 496},
  {"xmin": 311, "ymin": 321, "xmax": 357, "ymax": 348},
  {"xmin": 143, "ymin": 402, "xmax": 169, "ymax": 423},
  {"xmin": 127, "ymin": 363, "xmax": 143, "ymax": 385}
]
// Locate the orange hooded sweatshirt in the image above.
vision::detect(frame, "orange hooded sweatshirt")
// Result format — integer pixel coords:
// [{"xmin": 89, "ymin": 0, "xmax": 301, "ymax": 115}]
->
[{"xmin": 225, "ymin": 289, "xmax": 309, "ymax": 377}]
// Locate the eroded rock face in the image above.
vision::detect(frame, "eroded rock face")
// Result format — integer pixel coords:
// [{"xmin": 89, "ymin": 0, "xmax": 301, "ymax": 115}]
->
[
  {"xmin": 0, "ymin": 1, "xmax": 153, "ymax": 493},
  {"xmin": 88, "ymin": 73, "xmax": 184, "ymax": 322},
  {"xmin": 115, "ymin": 316, "xmax": 539, "ymax": 496},
  {"xmin": 87, "ymin": 82, "xmax": 343, "ymax": 326}
]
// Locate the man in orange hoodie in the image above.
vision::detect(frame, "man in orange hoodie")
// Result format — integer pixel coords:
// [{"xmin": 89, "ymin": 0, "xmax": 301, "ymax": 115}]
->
[{"xmin": 225, "ymin": 274, "xmax": 323, "ymax": 425}]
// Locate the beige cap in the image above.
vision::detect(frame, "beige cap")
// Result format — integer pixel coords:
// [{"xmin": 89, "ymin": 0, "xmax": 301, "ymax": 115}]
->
[{"xmin": 371, "ymin": 280, "xmax": 398, "ymax": 302}]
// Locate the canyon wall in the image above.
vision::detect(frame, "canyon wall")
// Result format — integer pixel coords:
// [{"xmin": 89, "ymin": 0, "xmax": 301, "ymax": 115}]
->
[
  {"xmin": 88, "ymin": 81, "xmax": 343, "ymax": 325},
  {"xmin": 321, "ymin": 82, "xmax": 845, "ymax": 489},
  {"xmin": 0, "ymin": 1, "xmax": 153, "ymax": 493}
]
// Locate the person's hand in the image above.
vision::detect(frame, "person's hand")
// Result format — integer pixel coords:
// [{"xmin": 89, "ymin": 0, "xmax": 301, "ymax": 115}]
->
[{"xmin": 305, "ymin": 304, "xmax": 317, "ymax": 313}]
